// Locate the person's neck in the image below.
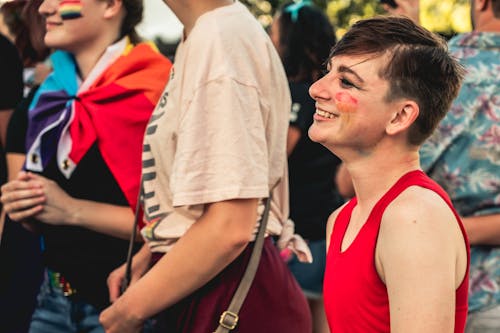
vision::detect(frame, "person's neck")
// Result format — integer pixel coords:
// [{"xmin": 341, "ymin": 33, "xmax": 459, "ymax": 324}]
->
[
  {"xmin": 168, "ymin": 0, "xmax": 235, "ymax": 39},
  {"xmin": 472, "ymin": 9, "xmax": 500, "ymax": 32},
  {"xmin": 339, "ymin": 142, "xmax": 420, "ymax": 214},
  {"xmin": 73, "ymin": 34, "xmax": 120, "ymax": 80},
  {"xmin": 474, "ymin": 20, "xmax": 500, "ymax": 32}
]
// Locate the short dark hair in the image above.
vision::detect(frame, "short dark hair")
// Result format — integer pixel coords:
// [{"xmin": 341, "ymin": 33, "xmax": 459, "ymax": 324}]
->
[
  {"xmin": 277, "ymin": 1, "xmax": 336, "ymax": 82},
  {"xmin": 329, "ymin": 15, "xmax": 464, "ymax": 145}
]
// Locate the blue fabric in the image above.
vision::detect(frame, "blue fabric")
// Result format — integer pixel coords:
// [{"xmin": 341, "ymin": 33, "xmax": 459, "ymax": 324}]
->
[
  {"xmin": 29, "ymin": 271, "xmax": 104, "ymax": 333},
  {"xmin": 30, "ymin": 51, "xmax": 78, "ymax": 109},
  {"xmin": 25, "ymin": 51, "xmax": 78, "ymax": 170},
  {"xmin": 288, "ymin": 239, "xmax": 326, "ymax": 298},
  {"xmin": 284, "ymin": 0, "xmax": 313, "ymax": 22},
  {"xmin": 420, "ymin": 32, "xmax": 500, "ymax": 313},
  {"xmin": 29, "ymin": 270, "xmax": 155, "ymax": 333}
]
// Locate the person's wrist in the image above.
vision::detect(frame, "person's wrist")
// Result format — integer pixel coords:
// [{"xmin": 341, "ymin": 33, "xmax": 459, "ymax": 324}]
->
[
  {"xmin": 118, "ymin": 288, "xmax": 148, "ymax": 324},
  {"xmin": 66, "ymin": 197, "xmax": 81, "ymax": 226}
]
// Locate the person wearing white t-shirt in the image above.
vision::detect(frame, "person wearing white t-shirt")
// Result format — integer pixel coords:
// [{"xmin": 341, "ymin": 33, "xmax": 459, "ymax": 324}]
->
[{"xmin": 100, "ymin": 1, "xmax": 312, "ymax": 332}]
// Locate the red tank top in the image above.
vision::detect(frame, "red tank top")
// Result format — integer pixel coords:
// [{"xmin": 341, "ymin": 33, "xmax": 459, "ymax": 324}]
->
[{"xmin": 324, "ymin": 170, "xmax": 469, "ymax": 332}]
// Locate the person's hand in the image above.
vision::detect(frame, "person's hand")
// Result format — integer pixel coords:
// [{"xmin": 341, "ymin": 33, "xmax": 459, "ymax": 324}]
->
[
  {"xmin": 383, "ymin": 0, "xmax": 420, "ymax": 25},
  {"xmin": 1, "ymin": 171, "xmax": 45, "ymax": 222},
  {"xmin": 2, "ymin": 171, "xmax": 76, "ymax": 226},
  {"xmin": 100, "ymin": 295, "xmax": 144, "ymax": 333},
  {"xmin": 22, "ymin": 172, "xmax": 77, "ymax": 226},
  {"xmin": 107, "ymin": 263, "xmax": 128, "ymax": 303},
  {"xmin": 107, "ymin": 245, "xmax": 152, "ymax": 303}
]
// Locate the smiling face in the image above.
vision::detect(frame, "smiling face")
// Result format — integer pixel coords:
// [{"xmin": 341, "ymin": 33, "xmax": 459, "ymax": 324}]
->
[
  {"xmin": 38, "ymin": 0, "xmax": 111, "ymax": 53},
  {"xmin": 308, "ymin": 53, "xmax": 399, "ymax": 155}
]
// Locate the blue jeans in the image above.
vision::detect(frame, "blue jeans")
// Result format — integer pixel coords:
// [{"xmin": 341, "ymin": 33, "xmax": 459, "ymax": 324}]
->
[
  {"xmin": 29, "ymin": 271, "xmax": 104, "ymax": 333},
  {"xmin": 29, "ymin": 270, "xmax": 154, "ymax": 333},
  {"xmin": 287, "ymin": 239, "xmax": 326, "ymax": 300}
]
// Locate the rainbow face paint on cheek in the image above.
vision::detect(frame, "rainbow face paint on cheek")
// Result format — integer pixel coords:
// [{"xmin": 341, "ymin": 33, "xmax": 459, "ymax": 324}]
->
[
  {"xmin": 335, "ymin": 92, "xmax": 358, "ymax": 113},
  {"xmin": 59, "ymin": 0, "xmax": 83, "ymax": 20}
]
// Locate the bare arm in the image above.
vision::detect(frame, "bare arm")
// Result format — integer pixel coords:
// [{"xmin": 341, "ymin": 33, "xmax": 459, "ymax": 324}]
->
[
  {"xmin": 377, "ymin": 187, "xmax": 467, "ymax": 333},
  {"xmin": 0, "ymin": 210, "xmax": 5, "ymax": 241},
  {"xmin": 6, "ymin": 153, "xmax": 25, "ymax": 182},
  {"xmin": 0, "ymin": 109, "xmax": 13, "ymax": 148},
  {"xmin": 107, "ymin": 243, "xmax": 152, "ymax": 303},
  {"xmin": 61, "ymin": 197, "xmax": 136, "ymax": 239},
  {"xmin": 0, "ymin": 153, "xmax": 27, "ymax": 237},
  {"xmin": 99, "ymin": 198, "xmax": 258, "ymax": 333},
  {"xmin": 463, "ymin": 214, "xmax": 500, "ymax": 245},
  {"xmin": 1, "ymin": 171, "xmax": 136, "ymax": 239}
]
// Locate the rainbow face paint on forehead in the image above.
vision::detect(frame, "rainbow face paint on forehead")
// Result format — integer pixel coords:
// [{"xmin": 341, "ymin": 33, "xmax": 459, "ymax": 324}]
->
[
  {"xmin": 335, "ymin": 92, "xmax": 358, "ymax": 113},
  {"xmin": 59, "ymin": 0, "xmax": 83, "ymax": 20}
]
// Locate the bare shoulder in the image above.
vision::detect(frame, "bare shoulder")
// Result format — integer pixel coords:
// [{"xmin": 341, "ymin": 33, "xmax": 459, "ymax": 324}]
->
[
  {"xmin": 376, "ymin": 185, "xmax": 467, "ymax": 286},
  {"xmin": 376, "ymin": 186, "xmax": 468, "ymax": 331},
  {"xmin": 381, "ymin": 185, "xmax": 460, "ymax": 236}
]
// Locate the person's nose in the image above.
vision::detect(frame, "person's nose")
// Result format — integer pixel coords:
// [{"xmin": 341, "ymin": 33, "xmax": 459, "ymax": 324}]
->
[
  {"xmin": 309, "ymin": 75, "xmax": 332, "ymax": 102},
  {"xmin": 39, "ymin": 0, "xmax": 58, "ymax": 17}
]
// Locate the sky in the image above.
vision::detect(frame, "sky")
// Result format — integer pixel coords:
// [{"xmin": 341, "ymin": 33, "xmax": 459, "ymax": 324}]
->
[{"xmin": 137, "ymin": 0, "xmax": 183, "ymax": 42}]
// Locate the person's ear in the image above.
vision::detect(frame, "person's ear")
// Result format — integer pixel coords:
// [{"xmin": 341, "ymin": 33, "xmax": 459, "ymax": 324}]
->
[
  {"xmin": 103, "ymin": 0, "xmax": 124, "ymax": 19},
  {"xmin": 386, "ymin": 102, "xmax": 419, "ymax": 136},
  {"xmin": 474, "ymin": 0, "xmax": 488, "ymax": 12}
]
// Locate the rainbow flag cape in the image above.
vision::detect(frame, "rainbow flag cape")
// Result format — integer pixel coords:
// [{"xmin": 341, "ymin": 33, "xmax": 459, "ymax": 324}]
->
[{"xmin": 25, "ymin": 39, "xmax": 172, "ymax": 210}]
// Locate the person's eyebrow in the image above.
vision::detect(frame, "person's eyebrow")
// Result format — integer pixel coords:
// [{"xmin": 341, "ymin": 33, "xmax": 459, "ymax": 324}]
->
[{"xmin": 338, "ymin": 65, "xmax": 365, "ymax": 84}]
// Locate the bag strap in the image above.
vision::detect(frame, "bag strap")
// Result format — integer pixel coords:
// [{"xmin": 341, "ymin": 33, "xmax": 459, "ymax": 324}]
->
[
  {"xmin": 121, "ymin": 179, "xmax": 143, "ymax": 293},
  {"xmin": 214, "ymin": 193, "xmax": 273, "ymax": 333}
]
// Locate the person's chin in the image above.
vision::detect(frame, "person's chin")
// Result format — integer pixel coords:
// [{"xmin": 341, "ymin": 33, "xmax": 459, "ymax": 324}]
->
[{"xmin": 308, "ymin": 123, "xmax": 330, "ymax": 145}]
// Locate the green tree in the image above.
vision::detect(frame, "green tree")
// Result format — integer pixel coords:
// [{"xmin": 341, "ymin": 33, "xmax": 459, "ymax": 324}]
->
[{"xmin": 242, "ymin": 0, "xmax": 472, "ymax": 39}]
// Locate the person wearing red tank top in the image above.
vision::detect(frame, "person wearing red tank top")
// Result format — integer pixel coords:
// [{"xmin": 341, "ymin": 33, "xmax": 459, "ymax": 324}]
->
[{"xmin": 308, "ymin": 16, "xmax": 470, "ymax": 333}]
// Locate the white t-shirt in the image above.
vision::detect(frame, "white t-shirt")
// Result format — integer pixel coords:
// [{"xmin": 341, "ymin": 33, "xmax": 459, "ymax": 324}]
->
[{"xmin": 141, "ymin": 2, "xmax": 292, "ymax": 253}]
